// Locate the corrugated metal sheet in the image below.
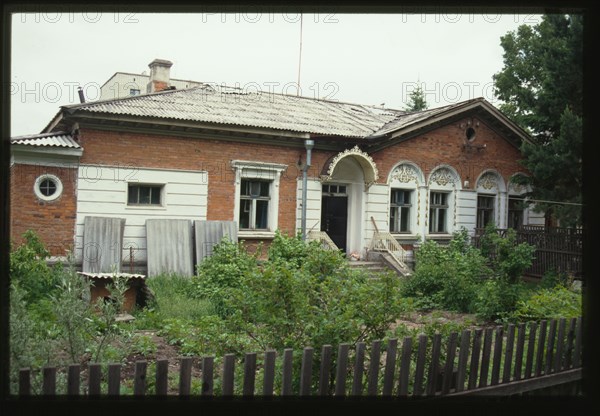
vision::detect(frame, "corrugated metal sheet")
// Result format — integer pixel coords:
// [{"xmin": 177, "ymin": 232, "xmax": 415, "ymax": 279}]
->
[
  {"xmin": 10, "ymin": 132, "xmax": 81, "ymax": 148},
  {"xmin": 64, "ymin": 86, "xmax": 406, "ymax": 138},
  {"xmin": 82, "ymin": 216, "xmax": 126, "ymax": 273},
  {"xmin": 145, "ymin": 219, "xmax": 194, "ymax": 277},
  {"xmin": 77, "ymin": 272, "xmax": 146, "ymax": 279},
  {"xmin": 195, "ymin": 220, "xmax": 238, "ymax": 264}
]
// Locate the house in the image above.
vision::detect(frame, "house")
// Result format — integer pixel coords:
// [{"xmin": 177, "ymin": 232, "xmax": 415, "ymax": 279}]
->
[{"xmin": 9, "ymin": 58, "xmax": 544, "ymax": 275}]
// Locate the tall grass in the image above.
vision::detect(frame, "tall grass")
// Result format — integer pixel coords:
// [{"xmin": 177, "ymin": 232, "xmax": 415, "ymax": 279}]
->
[{"xmin": 135, "ymin": 273, "xmax": 215, "ymax": 326}]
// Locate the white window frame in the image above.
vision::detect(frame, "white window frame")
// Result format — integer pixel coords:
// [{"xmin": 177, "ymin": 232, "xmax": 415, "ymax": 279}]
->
[
  {"xmin": 232, "ymin": 160, "xmax": 287, "ymax": 238},
  {"xmin": 34, "ymin": 174, "xmax": 63, "ymax": 202},
  {"xmin": 429, "ymin": 191, "xmax": 449, "ymax": 234},
  {"xmin": 476, "ymin": 194, "xmax": 496, "ymax": 228},
  {"xmin": 390, "ymin": 188, "xmax": 413, "ymax": 233}
]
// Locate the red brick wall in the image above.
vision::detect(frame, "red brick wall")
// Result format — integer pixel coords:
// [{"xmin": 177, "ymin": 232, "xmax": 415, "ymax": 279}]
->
[
  {"xmin": 372, "ymin": 117, "xmax": 527, "ymax": 185},
  {"xmin": 10, "ymin": 163, "xmax": 78, "ymax": 256}
]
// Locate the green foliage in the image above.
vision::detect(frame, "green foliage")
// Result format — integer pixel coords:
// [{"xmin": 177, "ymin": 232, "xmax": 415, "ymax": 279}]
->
[
  {"xmin": 142, "ymin": 273, "xmax": 215, "ymax": 323},
  {"xmin": 474, "ymin": 278, "xmax": 527, "ymax": 322},
  {"xmin": 404, "ymin": 83, "xmax": 429, "ymax": 111},
  {"xmin": 402, "ymin": 229, "xmax": 489, "ymax": 313},
  {"xmin": 512, "ymin": 285, "xmax": 581, "ymax": 322},
  {"xmin": 479, "ymin": 223, "xmax": 535, "ymax": 283},
  {"xmin": 10, "ymin": 230, "xmax": 61, "ymax": 305},
  {"xmin": 493, "ymin": 15, "xmax": 582, "ymax": 226},
  {"xmin": 193, "ymin": 239, "xmax": 260, "ymax": 317}
]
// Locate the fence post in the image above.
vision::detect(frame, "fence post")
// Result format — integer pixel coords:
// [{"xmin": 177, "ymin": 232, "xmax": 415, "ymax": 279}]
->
[
  {"xmin": 179, "ymin": 357, "xmax": 193, "ymax": 396},
  {"xmin": 382, "ymin": 338, "xmax": 398, "ymax": 396},
  {"xmin": 134, "ymin": 361, "xmax": 147, "ymax": 396},
  {"xmin": 564, "ymin": 318, "xmax": 577, "ymax": 369},
  {"xmin": 398, "ymin": 336, "xmax": 413, "ymax": 396},
  {"xmin": 263, "ymin": 350, "xmax": 276, "ymax": 396},
  {"xmin": 573, "ymin": 317, "xmax": 582, "ymax": 368},
  {"xmin": 535, "ymin": 320, "xmax": 548, "ymax": 377},
  {"xmin": 514, "ymin": 324, "xmax": 526, "ymax": 381},
  {"xmin": 108, "ymin": 363, "xmax": 121, "ymax": 396},
  {"xmin": 243, "ymin": 353, "xmax": 257, "ymax": 397},
  {"xmin": 202, "ymin": 356, "xmax": 214, "ymax": 396},
  {"xmin": 281, "ymin": 349, "xmax": 293, "ymax": 396},
  {"xmin": 42, "ymin": 366, "xmax": 56, "ymax": 396},
  {"xmin": 155, "ymin": 359, "xmax": 169, "ymax": 395},
  {"xmin": 334, "ymin": 343, "xmax": 350, "ymax": 396},
  {"xmin": 502, "ymin": 325, "xmax": 515, "ymax": 384},
  {"xmin": 222, "ymin": 354, "xmax": 235, "ymax": 396},
  {"xmin": 544, "ymin": 319, "xmax": 557, "ymax": 375},
  {"xmin": 490, "ymin": 326, "xmax": 503, "ymax": 386},
  {"xmin": 455, "ymin": 330, "xmax": 470, "ymax": 393},
  {"xmin": 554, "ymin": 318, "xmax": 566, "ymax": 373},
  {"xmin": 318, "ymin": 345, "xmax": 333, "ymax": 396},
  {"xmin": 441, "ymin": 332, "xmax": 458, "ymax": 395},
  {"xmin": 367, "ymin": 340, "xmax": 381, "ymax": 396},
  {"xmin": 351, "ymin": 343, "xmax": 365, "ymax": 396},
  {"xmin": 88, "ymin": 363, "xmax": 102, "ymax": 396},
  {"xmin": 67, "ymin": 364, "xmax": 80, "ymax": 395},
  {"xmin": 426, "ymin": 333, "xmax": 441, "ymax": 396},
  {"xmin": 468, "ymin": 329, "xmax": 482, "ymax": 390},
  {"xmin": 413, "ymin": 334, "xmax": 428, "ymax": 396},
  {"xmin": 300, "ymin": 347, "xmax": 314, "ymax": 396},
  {"xmin": 524, "ymin": 322, "xmax": 537, "ymax": 379},
  {"xmin": 19, "ymin": 368, "xmax": 31, "ymax": 396},
  {"xmin": 479, "ymin": 327, "xmax": 493, "ymax": 388}
]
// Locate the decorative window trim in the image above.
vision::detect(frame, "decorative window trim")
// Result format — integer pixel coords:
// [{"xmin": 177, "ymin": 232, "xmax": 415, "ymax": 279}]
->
[
  {"xmin": 426, "ymin": 165, "xmax": 461, "ymax": 234},
  {"xmin": 33, "ymin": 174, "xmax": 63, "ymax": 201},
  {"xmin": 232, "ymin": 160, "xmax": 287, "ymax": 236}
]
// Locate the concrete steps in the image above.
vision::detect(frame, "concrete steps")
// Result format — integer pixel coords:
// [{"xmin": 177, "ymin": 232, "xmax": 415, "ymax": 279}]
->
[{"xmin": 347, "ymin": 260, "xmax": 389, "ymax": 276}]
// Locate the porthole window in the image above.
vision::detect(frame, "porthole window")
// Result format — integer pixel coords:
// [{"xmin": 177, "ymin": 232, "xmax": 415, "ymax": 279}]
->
[
  {"xmin": 34, "ymin": 174, "xmax": 63, "ymax": 201},
  {"xmin": 466, "ymin": 127, "xmax": 476, "ymax": 142}
]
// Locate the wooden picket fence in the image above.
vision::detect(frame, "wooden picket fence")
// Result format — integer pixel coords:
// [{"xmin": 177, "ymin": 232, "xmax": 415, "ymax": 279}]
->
[{"xmin": 17, "ymin": 317, "xmax": 582, "ymax": 397}]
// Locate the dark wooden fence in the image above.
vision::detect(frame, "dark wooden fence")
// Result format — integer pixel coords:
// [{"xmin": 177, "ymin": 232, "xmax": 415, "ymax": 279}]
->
[
  {"xmin": 16, "ymin": 317, "xmax": 582, "ymax": 397},
  {"xmin": 473, "ymin": 226, "xmax": 583, "ymax": 279}
]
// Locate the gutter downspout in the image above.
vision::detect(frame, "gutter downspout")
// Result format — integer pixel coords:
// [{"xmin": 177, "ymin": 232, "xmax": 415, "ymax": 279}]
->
[{"xmin": 301, "ymin": 139, "xmax": 315, "ymax": 241}]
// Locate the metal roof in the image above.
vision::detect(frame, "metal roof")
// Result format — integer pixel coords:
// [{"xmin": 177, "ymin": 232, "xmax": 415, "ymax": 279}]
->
[
  {"xmin": 63, "ymin": 86, "xmax": 408, "ymax": 138},
  {"xmin": 11, "ymin": 131, "xmax": 81, "ymax": 149}
]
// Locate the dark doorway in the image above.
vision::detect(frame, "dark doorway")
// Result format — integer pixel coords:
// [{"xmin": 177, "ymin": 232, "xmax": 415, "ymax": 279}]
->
[{"xmin": 321, "ymin": 195, "xmax": 348, "ymax": 251}]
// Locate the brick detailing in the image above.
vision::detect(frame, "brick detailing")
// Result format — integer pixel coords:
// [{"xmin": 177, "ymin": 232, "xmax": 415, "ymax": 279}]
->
[{"xmin": 10, "ymin": 164, "xmax": 78, "ymax": 256}]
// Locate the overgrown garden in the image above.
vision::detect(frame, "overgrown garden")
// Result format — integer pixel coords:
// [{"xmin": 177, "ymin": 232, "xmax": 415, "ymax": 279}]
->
[{"xmin": 9, "ymin": 227, "xmax": 581, "ymax": 394}]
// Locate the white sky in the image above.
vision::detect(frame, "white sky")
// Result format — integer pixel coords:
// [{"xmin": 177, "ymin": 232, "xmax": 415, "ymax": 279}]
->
[{"xmin": 10, "ymin": 11, "xmax": 542, "ymax": 137}]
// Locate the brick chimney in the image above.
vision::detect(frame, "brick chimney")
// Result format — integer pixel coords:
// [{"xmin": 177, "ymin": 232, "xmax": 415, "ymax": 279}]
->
[{"xmin": 147, "ymin": 59, "xmax": 173, "ymax": 93}]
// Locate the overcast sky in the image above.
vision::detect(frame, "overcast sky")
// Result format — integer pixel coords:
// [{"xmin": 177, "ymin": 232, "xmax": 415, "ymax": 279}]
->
[{"xmin": 10, "ymin": 11, "xmax": 542, "ymax": 137}]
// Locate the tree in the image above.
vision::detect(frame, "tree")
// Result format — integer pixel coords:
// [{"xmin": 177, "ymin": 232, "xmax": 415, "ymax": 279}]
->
[
  {"xmin": 404, "ymin": 83, "xmax": 428, "ymax": 111},
  {"xmin": 493, "ymin": 14, "xmax": 582, "ymax": 227}
]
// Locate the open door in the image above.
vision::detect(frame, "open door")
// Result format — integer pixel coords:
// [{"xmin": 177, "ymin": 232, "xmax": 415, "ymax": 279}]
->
[{"xmin": 321, "ymin": 194, "xmax": 348, "ymax": 252}]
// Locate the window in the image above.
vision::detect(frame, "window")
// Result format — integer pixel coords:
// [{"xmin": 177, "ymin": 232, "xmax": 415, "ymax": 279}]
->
[
  {"xmin": 429, "ymin": 192, "xmax": 448, "ymax": 233},
  {"xmin": 34, "ymin": 174, "xmax": 63, "ymax": 201},
  {"xmin": 129, "ymin": 89, "xmax": 141, "ymax": 96},
  {"xmin": 476, "ymin": 195, "xmax": 495, "ymax": 228},
  {"xmin": 508, "ymin": 197, "xmax": 524, "ymax": 229},
  {"xmin": 322, "ymin": 184, "xmax": 347, "ymax": 195},
  {"xmin": 128, "ymin": 184, "xmax": 162, "ymax": 206},
  {"xmin": 239, "ymin": 179, "xmax": 270, "ymax": 230},
  {"xmin": 390, "ymin": 189, "xmax": 412, "ymax": 233}
]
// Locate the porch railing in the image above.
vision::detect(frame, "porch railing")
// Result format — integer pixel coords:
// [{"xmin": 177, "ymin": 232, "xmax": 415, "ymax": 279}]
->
[
  {"xmin": 368, "ymin": 231, "xmax": 408, "ymax": 268},
  {"xmin": 307, "ymin": 231, "xmax": 340, "ymax": 251}
]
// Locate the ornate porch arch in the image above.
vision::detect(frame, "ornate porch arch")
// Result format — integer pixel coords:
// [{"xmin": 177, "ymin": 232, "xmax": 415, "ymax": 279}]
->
[{"xmin": 320, "ymin": 145, "xmax": 379, "ymax": 189}]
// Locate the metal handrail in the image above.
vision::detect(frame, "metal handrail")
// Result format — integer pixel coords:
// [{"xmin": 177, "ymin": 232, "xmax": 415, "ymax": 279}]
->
[{"xmin": 307, "ymin": 230, "xmax": 339, "ymax": 251}]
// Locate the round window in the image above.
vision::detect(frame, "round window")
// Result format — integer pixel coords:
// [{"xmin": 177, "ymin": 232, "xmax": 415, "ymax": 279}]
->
[
  {"xmin": 466, "ymin": 127, "xmax": 476, "ymax": 142},
  {"xmin": 34, "ymin": 174, "xmax": 63, "ymax": 201}
]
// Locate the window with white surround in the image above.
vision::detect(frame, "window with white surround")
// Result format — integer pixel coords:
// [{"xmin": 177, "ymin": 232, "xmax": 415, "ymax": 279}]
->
[
  {"xmin": 508, "ymin": 196, "xmax": 524, "ymax": 229},
  {"xmin": 239, "ymin": 179, "xmax": 270, "ymax": 230},
  {"xmin": 476, "ymin": 194, "xmax": 495, "ymax": 228},
  {"xmin": 232, "ymin": 160, "xmax": 287, "ymax": 235},
  {"xmin": 34, "ymin": 174, "xmax": 63, "ymax": 201},
  {"xmin": 390, "ymin": 189, "xmax": 412, "ymax": 233},
  {"xmin": 429, "ymin": 191, "xmax": 448, "ymax": 233},
  {"xmin": 127, "ymin": 184, "xmax": 163, "ymax": 206}
]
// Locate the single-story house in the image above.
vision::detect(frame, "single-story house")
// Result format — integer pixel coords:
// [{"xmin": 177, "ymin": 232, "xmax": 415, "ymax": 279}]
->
[{"xmin": 9, "ymin": 59, "xmax": 544, "ymax": 275}]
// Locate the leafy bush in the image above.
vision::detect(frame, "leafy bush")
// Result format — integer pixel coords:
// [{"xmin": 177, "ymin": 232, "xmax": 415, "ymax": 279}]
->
[
  {"xmin": 473, "ymin": 278, "xmax": 528, "ymax": 322},
  {"xmin": 478, "ymin": 223, "xmax": 535, "ymax": 283},
  {"xmin": 401, "ymin": 229, "xmax": 489, "ymax": 313},
  {"xmin": 512, "ymin": 285, "xmax": 582, "ymax": 321},
  {"xmin": 193, "ymin": 239, "xmax": 260, "ymax": 317}
]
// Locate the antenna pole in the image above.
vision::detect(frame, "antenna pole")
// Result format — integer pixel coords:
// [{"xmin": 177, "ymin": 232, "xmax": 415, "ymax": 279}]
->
[{"xmin": 297, "ymin": 14, "xmax": 303, "ymax": 96}]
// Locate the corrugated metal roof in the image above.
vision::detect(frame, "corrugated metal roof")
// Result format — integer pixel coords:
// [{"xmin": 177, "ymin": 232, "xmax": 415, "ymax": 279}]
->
[
  {"xmin": 64, "ymin": 86, "xmax": 408, "ymax": 138},
  {"xmin": 77, "ymin": 272, "xmax": 146, "ymax": 279},
  {"xmin": 11, "ymin": 132, "xmax": 81, "ymax": 148}
]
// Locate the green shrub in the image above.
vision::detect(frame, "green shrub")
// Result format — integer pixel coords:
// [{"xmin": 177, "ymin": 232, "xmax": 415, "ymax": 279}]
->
[
  {"xmin": 479, "ymin": 224, "xmax": 535, "ymax": 283},
  {"xmin": 402, "ymin": 229, "xmax": 489, "ymax": 313},
  {"xmin": 473, "ymin": 278, "xmax": 528, "ymax": 322},
  {"xmin": 512, "ymin": 285, "xmax": 582, "ymax": 321}
]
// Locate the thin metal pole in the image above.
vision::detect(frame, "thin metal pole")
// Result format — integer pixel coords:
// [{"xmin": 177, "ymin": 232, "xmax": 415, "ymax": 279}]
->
[{"xmin": 301, "ymin": 139, "xmax": 313, "ymax": 240}]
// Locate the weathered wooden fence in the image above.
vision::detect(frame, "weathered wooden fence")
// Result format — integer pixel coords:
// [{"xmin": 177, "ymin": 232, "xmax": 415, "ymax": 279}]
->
[
  {"xmin": 16, "ymin": 317, "xmax": 582, "ymax": 397},
  {"xmin": 473, "ymin": 226, "xmax": 583, "ymax": 279}
]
